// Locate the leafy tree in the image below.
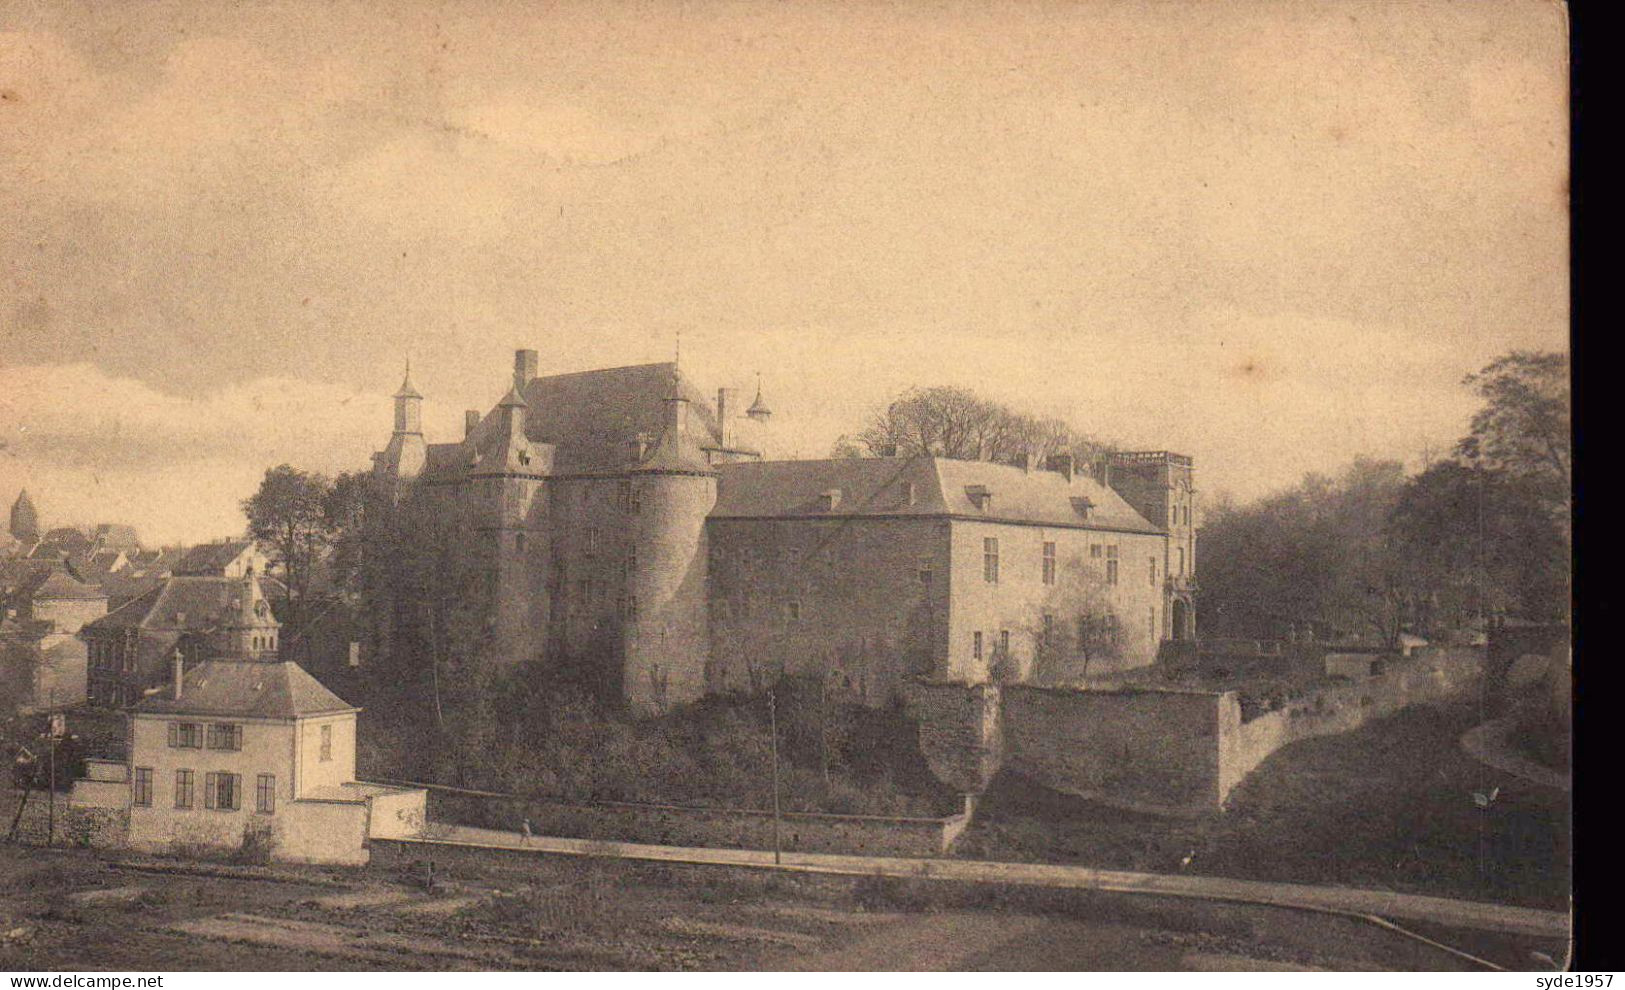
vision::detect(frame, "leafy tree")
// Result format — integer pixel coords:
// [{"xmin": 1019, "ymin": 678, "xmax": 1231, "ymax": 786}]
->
[
  {"xmin": 242, "ymin": 465, "xmax": 334, "ymax": 636},
  {"xmin": 1457, "ymin": 351, "xmax": 1570, "ymax": 524}
]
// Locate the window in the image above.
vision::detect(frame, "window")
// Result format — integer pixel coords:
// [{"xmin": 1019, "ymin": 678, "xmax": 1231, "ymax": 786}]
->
[
  {"xmin": 999, "ymin": 630, "xmax": 1010, "ymax": 656},
  {"xmin": 983, "ymin": 538, "xmax": 1000, "ymax": 583},
  {"xmin": 1178, "ymin": 546, "xmax": 1186, "ymax": 575},
  {"xmin": 133, "ymin": 767, "xmax": 153, "ymax": 807},
  {"xmin": 787, "ymin": 600, "xmax": 801, "ymax": 621},
  {"xmin": 205, "ymin": 772, "xmax": 241, "ymax": 811},
  {"xmin": 1105, "ymin": 612, "xmax": 1120, "ymax": 645},
  {"xmin": 207, "ymin": 723, "xmax": 242, "ymax": 751},
  {"xmin": 319, "ymin": 724, "xmax": 333, "ymax": 762},
  {"xmin": 1106, "ymin": 545, "xmax": 1119, "ymax": 585},
  {"xmin": 918, "ymin": 568, "xmax": 933, "ymax": 591},
  {"xmin": 515, "ymin": 532, "xmax": 526, "ymax": 552},
  {"xmin": 1149, "ymin": 557, "xmax": 1158, "ymax": 587},
  {"xmin": 1042, "ymin": 542, "xmax": 1056, "ymax": 585},
  {"xmin": 1042, "ymin": 613, "xmax": 1054, "ymax": 638},
  {"xmin": 168, "ymin": 722, "xmax": 202, "ymax": 749},
  {"xmin": 618, "ymin": 480, "xmax": 633, "ymax": 511},
  {"xmin": 1090, "ymin": 544, "xmax": 1102, "ymax": 558},
  {"xmin": 586, "ymin": 527, "xmax": 599, "ymax": 556},
  {"xmin": 174, "ymin": 769, "xmax": 194, "ymax": 809},
  {"xmin": 972, "ymin": 631, "xmax": 984, "ymax": 661},
  {"xmin": 1149, "ymin": 606, "xmax": 1158, "ymax": 642},
  {"xmin": 256, "ymin": 774, "xmax": 276, "ymax": 814}
]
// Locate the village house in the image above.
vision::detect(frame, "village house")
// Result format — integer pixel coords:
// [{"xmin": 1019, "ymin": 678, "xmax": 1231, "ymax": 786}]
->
[
  {"xmin": 71, "ymin": 654, "xmax": 425, "ymax": 865},
  {"xmin": 370, "ymin": 350, "xmax": 1198, "ymax": 715},
  {"xmin": 0, "ymin": 564, "xmax": 107, "ymax": 710},
  {"xmin": 79, "ymin": 571, "xmax": 280, "ymax": 709}
]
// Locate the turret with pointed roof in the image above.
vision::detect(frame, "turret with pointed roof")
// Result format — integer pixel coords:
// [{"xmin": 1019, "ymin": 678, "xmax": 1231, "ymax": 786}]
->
[
  {"xmin": 9, "ymin": 490, "xmax": 39, "ymax": 545},
  {"xmin": 376, "ymin": 360, "xmax": 428, "ymax": 484}
]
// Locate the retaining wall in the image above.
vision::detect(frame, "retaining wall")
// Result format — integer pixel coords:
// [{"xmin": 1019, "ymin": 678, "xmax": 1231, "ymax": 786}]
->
[
  {"xmin": 1002, "ymin": 685, "xmax": 1231, "ymax": 815},
  {"xmin": 426, "ymin": 788, "xmax": 971, "ymax": 856},
  {"xmin": 909, "ymin": 647, "xmax": 1482, "ymax": 816}
]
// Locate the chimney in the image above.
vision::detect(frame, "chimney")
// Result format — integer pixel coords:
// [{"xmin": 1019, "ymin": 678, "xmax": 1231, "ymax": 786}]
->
[
  {"xmin": 514, "ymin": 349, "xmax": 539, "ymax": 392},
  {"xmin": 172, "ymin": 648, "xmax": 185, "ymax": 700},
  {"xmin": 716, "ymin": 388, "xmax": 740, "ymax": 448},
  {"xmin": 1046, "ymin": 453, "xmax": 1076, "ymax": 482},
  {"xmin": 1092, "ymin": 457, "xmax": 1112, "ymax": 488},
  {"xmin": 465, "ymin": 410, "xmax": 481, "ymax": 438}
]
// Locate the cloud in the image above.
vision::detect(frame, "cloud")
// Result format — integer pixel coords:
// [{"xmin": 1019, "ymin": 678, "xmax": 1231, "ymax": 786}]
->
[{"xmin": 0, "ymin": 363, "xmax": 456, "ymax": 544}]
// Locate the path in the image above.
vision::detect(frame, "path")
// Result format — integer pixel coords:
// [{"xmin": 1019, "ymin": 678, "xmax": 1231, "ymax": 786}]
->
[{"xmin": 397, "ymin": 823, "xmax": 1569, "ymax": 938}]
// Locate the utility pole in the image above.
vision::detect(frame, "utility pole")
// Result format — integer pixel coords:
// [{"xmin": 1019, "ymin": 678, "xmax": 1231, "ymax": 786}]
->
[
  {"xmin": 768, "ymin": 688, "xmax": 782, "ymax": 865},
  {"xmin": 45, "ymin": 691, "xmax": 57, "ymax": 849}
]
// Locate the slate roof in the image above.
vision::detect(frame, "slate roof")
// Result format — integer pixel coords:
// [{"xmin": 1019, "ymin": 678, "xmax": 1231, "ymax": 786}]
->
[
  {"xmin": 131, "ymin": 659, "xmax": 357, "ymax": 719},
  {"xmin": 92, "ymin": 524, "xmax": 142, "ymax": 551},
  {"xmin": 173, "ymin": 541, "xmax": 254, "ymax": 576},
  {"xmin": 30, "ymin": 528, "xmax": 91, "ymax": 559},
  {"xmin": 81, "ymin": 576, "xmax": 246, "ymax": 633},
  {"xmin": 710, "ymin": 456, "xmax": 1162, "ymax": 533},
  {"xmin": 31, "ymin": 569, "xmax": 107, "ymax": 601},
  {"xmin": 460, "ymin": 362, "xmax": 726, "ymax": 474}
]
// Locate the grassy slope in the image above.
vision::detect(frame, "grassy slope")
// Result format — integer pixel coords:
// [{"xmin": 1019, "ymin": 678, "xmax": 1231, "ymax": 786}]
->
[{"xmin": 956, "ymin": 700, "xmax": 1570, "ymax": 910}]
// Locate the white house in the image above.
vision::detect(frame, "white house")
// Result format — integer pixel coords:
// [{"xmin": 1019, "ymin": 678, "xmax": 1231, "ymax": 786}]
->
[{"xmin": 72, "ymin": 656, "xmax": 424, "ymax": 865}]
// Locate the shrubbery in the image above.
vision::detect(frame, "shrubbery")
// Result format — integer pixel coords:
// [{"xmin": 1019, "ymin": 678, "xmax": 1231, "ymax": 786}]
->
[{"xmin": 357, "ymin": 664, "xmax": 951, "ymax": 817}]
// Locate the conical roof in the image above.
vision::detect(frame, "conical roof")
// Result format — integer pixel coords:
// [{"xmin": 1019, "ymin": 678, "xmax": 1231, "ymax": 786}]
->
[{"xmin": 394, "ymin": 361, "xmax": 422, "ymax": 400}]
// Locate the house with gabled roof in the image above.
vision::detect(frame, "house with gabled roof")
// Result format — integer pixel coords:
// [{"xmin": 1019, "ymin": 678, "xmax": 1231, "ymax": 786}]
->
[
  {"xmin": 71, "ymin": 655, "xmax": 425, "ymax": 865},
  {"xmin": 79, "ymin": 573, "xmax": 280, "ymax": 709}
]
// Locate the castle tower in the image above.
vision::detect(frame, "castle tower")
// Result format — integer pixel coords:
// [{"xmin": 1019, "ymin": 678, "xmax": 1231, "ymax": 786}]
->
[
  {"xmin": 9, "ymin": 489, "xmax": 39, "ymax": 544},
  {"xmin": 378, "ymin": 362, "xmax": 428, "ymax": 486},
  {"xmin": 623, "ymin": 370, "xmax": 717, "ymax": 715},
  {"xmin": 742, "ymin": 375, "xmax": 773, "ymax": 458},
  {"xmin": 217, "ymin": 573, "xmax": 281, "ymax": 659},
  {"xmin": 1107, "ymin": 451, "xmax": 1197, "ymax": 641},
  {"xmin": 471, "ymin": 382, "xmax": 553, "ymax": 666}
]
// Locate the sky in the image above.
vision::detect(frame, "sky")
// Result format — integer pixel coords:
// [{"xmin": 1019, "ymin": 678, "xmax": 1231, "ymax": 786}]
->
[{"xmin": 0, "ymin": 0, "xmax": 1569, "ymax": 546}]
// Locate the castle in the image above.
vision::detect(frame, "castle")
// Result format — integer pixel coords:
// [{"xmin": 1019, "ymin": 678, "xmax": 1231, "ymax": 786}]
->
[{"xmin": 372, "ymin": 350, "xmax": 1196, "ymax": 715}]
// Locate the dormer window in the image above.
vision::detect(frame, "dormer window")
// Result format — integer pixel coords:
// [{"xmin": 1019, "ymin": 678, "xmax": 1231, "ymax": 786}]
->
[
  {"xmin": 965, "ymin": 485, "xmax": 992, "ymax": 512},
  {"xmin": 1071, "ymin": 496, "xmax": 1095, "ymax": 520},
  {"xmin": 819, "ymin": 489, "xmax": 843, "ymax": 512}
]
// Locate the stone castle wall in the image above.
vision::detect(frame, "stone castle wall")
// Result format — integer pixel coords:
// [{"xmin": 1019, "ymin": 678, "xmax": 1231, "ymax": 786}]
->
[{"xmin": 909, "ymin": 647, "xmax": 1483, "ymax": 816}]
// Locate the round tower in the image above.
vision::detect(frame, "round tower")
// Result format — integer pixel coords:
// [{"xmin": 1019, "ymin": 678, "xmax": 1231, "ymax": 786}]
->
[
  {"xmin": 623, "ymin": 374, "xmax": 717, "ymax": 715},
  {"xmin": 470, "ymin": 384, "xmax": 553, "ymax": 667}
]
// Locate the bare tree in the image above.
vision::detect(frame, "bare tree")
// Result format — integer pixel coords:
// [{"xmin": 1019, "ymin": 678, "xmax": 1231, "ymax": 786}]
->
[{"xmin": 849, "ymin": 385, "xmax": 1117, "ymax": 465}]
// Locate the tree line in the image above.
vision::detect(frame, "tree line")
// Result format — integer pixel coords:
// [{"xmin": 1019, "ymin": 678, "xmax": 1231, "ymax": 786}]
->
[{"xmin": 1197, "ymin": 351, "xmax": 1569, "ymax": 643}]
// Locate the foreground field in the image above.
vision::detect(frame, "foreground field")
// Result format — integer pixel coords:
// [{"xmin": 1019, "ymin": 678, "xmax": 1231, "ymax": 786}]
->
[
  {"xmin": 957, "ymin": 700, "xmax": 1570, "ymax": 910},
  {"xmin": 0, "ymin": 843, "xmax": 1563, "ymax": 971}
]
